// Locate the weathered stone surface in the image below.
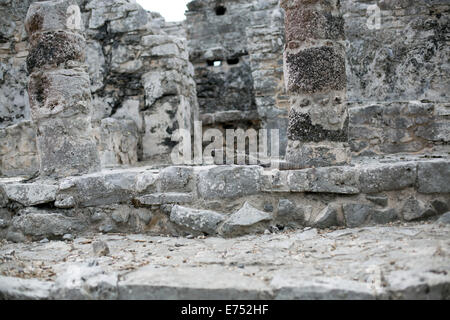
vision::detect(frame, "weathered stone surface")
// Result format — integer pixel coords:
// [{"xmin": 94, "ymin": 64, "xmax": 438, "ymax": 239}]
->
[
  {"xmin": 286, "ymin": 141, "xmax": 351, "ymax": 169},
  {"xmin": 343, "ymin": 203, "xmax": 374, "ymax": 228},
  {"xmin": 92, "ymin": 241, "xmax": 110, "ymax": 257},
  {"xmin": 401, "ymin": 198, "xmax": 437, "ymax": 221},
  {"xmin": 342, "ymin": 0, "xmax": 449, "ymax": 104},
  {"xmin": 436, "ymin": 212, "xmax": 450, "ymax": 225},
  {"xmin": 371, "ymin": 208, "xmax": 398, "ymax": 225},
  {"xmin": 220, "ymin": 202, "xmax": 272, "ymax": 237},
  {"xmin": 27, "ymin": 31, "xmax": 86, "ymax": 73},
  {"xmin": 57, "ymin": 168, "xmax": 146, "ymax": 207},
  {"xmin": 272, "ymin": 275, "xmax": 374, "ymax": 300},
  {"xmin": 348, "ymin": 102, "xmax": 445, "ymax": 156},
  {"xmin": 287, "ymin": 166, "xmax": 359, "ymax": 194},
  {"xmin": 51, "ymin": 263, "xmax": 118, "ymax": 299},
  {"xmin": 134, "ymin": 193, "xmax": 193, "ymax": 206},
  {"xmin": 288, "ymin": 109, "xmax": 348, "ymax": 143},
  {"xmin": 34, "ymin": 116, "xmax": 101, "ymax": 178},
  {"xmin": 93, "ymin": 118, "xmax": 139, "ymax": 167},
  {"xmin": 366, "ymin": 194, "xmax": 388, "ymax": 207},
  {"xmin": 196, "ymin": 166, "xmax": 261, "ymax": 200},
  {"xmin": 119, "ymin": 265, "xmax": 272, "ymax": 300},
  {"xmin": 25, "ymin": 0, "xmax": 81, "ymax": 35},
  {"xmin": 0, "ymin": 276, "xmax": 53, "ymax": 300},
  {"xmin": 284, "ymin": 4, "xmax": 344, "ymax": 42},
  {"xmin": 1, "ymin": 183, "xmax": 58, "ymax": 206},
  {"xmin": 12, "ymin": 208, "xmax": 87, "ymax": 239},
  {"xmin": 158, "ymin": 166, "xmax": 193, "ymax": 193},
  {"xmin": 0, "ymin": 188, "xmax": 7, "ymax": 207},
  {"xmin": 0, "ymin": 121, "xmax": 38, "ymax": 177},
  {"xmin": 2, "ymin": 223, "xmax": 449, "ymax": 300},
  {"xmin": 111, "ymin": 208, "xmax": 129, "ymax": 224},
  {"xmin": 285, "ymin": 45, "xmax": 346, "ymax": 94},
  {"xmin": 311, "ymin": 205, "xmax": 338, "ymax": 229},
  {"xmin": 170, "ymin": 205, "xmax": 225, "ymax": 235},
  {"xmin": 417, "ymin": 161, "xmax": 450, "ymax": 194},
  {"xmin": 25, "ymin": 1, "xmax": 101, "ymax": 179},
  {"xmin": 431, "ymin": 199, "xmax": 449, "ymax": 215},
  {"xmin": 359, "ymin": 162, "xmax": 417, "ymax": 193},
  {"xmin": 277, "ymin": 199, "xmax": 305, "ymax": 224},
  {"xmin": 5, "ymin": 231, "xmax": 27, "ymax": 243}
]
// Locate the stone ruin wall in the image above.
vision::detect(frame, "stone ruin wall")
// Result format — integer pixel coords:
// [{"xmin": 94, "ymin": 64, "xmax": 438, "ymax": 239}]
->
[
  {"xmin": 186, "ymin": 0, "xmax": 289, "ymax": 156},
  {"xmin": 0, "ymin": 0, "xmax": 448, "ymax": 243},
  {"xmin": 343, "ymin": 0, "xmax": 449, "ymax": 157},
  {"xmin": 0, "ymin": 0, "xmax": 449, "ymax": 178},
  {"xmin": 0, "ymin": 0, "xmax": 199, "ymax": 177}
]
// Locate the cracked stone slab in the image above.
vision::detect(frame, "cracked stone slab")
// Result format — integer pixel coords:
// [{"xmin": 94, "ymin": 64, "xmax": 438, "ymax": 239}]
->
[
  {"xmin": 1, "ymin": 183, "xmax": 58, "ymax": 206},
  {"xmin": 118, "ymin": 265, "xmax": 272, "ymax": 300},
  {"xmin": 0, "ymin": 223, "xmax": 449, "ymax": 300}
]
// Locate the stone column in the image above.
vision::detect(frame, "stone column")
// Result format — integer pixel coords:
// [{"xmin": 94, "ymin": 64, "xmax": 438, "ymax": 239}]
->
[
  {"xmin": 25, "ymin": 0, "xmax": 100, "ymax": 178},
  {"xmin": 280, "ymin": 0, "xmax": 350, "ymax": 168}
]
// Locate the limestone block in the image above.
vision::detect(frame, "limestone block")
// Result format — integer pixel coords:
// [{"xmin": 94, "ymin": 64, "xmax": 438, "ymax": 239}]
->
[
  {"xmin": 1, "ymin": 183, "xmax": 58, "ymax": 206},
  {"xmin": 35, "ymin": 116, "xmax": 100, "ymax": 178},
  {"xmin": 417, "ymin": 161, "xmax": 450, "ymax": 194},
  {"xmin": 343, "ymin": 203, "xmax": 374, "ymax": 227},
  {"xmin": 25, "ymin": 0, "xmax": 82, "ymax": 35},
  {"xmin": 196, "ymin": 166, "xmax": 262, "ymax": 200},
  {"xmin": 12, "ymin": 208, "xmax": 87, "ymax": 239},
  {"xmin": 401, "ymin": 197, "xmax": 437, "ymax": 221},
  {"xmin": 170, "ymin": 205, "xmax": 225, "ymax": 235},
  {"xmin": 359, "ymin": 162, "xmax": 417, "ymax": 193},
  {"xmin": 220, "ymin": 202, "xmax": 272, "ymax": 237},
  {"xmin": 311, "ymin": 205, "xmax": 338, "ymax": 228},
  {"xmin": 94, "ymin": 118, "xmax": 138, "ymax": 167},
  {"xmin": 0, "ymin": 121, "xmax": 38, "ymax": 177},
  {"xmin": 28, "ymin": 69, "xmax": 92, "ymax": 120}
]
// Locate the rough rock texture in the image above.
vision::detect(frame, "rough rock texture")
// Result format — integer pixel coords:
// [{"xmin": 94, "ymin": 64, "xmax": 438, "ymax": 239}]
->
[
  {"xmin": 0, "ymin": 158, "xmax": 449, "ymax": 241},
  {"xmin": 0, "ymin": 121, "xmax": 38, "ymax": 177},
  {"xmin": 281, "ymin": 0, "xmax": 351, "ymax": 168},
  {"xmin": 25, "ymin": 0, "xmax": 101, "ymax": 178},
  {"xmin": 0, "ymin": 223, "xmax": 449, "ymax": 299},
  {"xmin": 186, "ymin": 0, "xmax": 288, "ymax": 156},
  {"xmin": 170, "ymin": 205, "xmax": 225, "ymax": 235},
  {"xmin": 343, "ymin": 0, "xmax": 450, "ymax": 156},
  {"xmin": 220, "ymin": 202, "xmax": 272, "ymax": 237},
  {"xmin": 92, "ymin": 118, "xmax": 138, "ymax": 167},
  {"xmin": 0, "ymin": 0, "xmax": 199, "ymax": 176}
]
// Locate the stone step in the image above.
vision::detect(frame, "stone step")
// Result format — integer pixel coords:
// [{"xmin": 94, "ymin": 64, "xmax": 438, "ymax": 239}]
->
[
  {"xmin": 0, "ymin": 157, "xmax": 449, "ymax": 241},
  {"xmin": 0, "ymin": 222, "xmax": 449, "ymax": 300}
]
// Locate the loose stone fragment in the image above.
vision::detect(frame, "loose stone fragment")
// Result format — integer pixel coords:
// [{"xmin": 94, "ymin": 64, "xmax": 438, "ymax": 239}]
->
[
  {"xmin": 343, "ymin": 203, "xmax": 374, "ymax": 228},
  {"xmin": 311, "ymin": 206, "xmax": 338, "ymax": 229},
  {"xmin": 220, "ymin": 202, "xmax": 272, "ymax": 237},
  {"xmin": 401, "ymin": 198, "xmax": 437, "ymax": 221},
  {"xmin": 92, "ymin": 241, "xmax": 110, "ymax": 257},
  {"xmin": 170, "ymin": 205, "xmax": 225, "ymax": 235}
]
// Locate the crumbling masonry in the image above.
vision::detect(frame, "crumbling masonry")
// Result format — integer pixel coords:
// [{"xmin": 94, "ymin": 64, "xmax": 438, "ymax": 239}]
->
[{"xmin": 0, "ymin": 0, "xmax": 449, "ymax": 300}]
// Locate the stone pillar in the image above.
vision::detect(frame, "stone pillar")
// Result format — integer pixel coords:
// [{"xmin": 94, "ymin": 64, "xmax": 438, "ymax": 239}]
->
[
  {"xmin": 25, "ymin": 0, "xmax": 100, "ymax": 178},
  {"xmin": 280, "ymin": 0, "xmax": 350, "ymax": 168}
]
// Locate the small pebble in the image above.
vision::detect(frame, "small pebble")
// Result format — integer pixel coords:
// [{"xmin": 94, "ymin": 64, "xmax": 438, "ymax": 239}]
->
[{"xmin": 40, "ymin": 238, "xmax": 49, "ymax": 244}]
